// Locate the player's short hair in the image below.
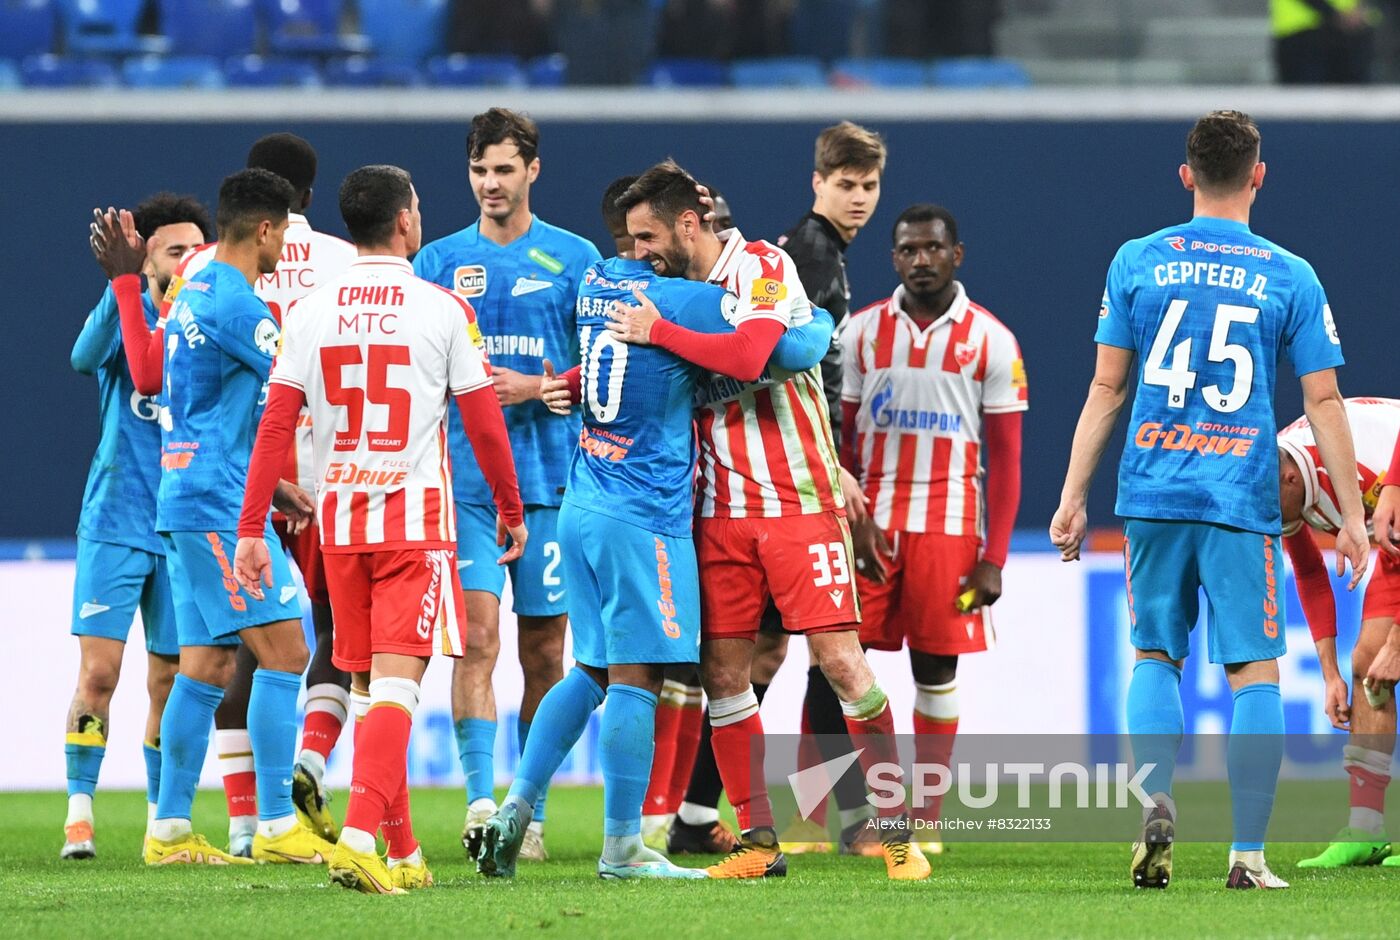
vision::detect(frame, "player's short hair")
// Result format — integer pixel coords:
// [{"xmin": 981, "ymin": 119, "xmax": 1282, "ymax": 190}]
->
[
  {"xmin": 133, "ymin": 191, "xmax": 212, "ymax": 242},
  {"xmin": 468, "ymin": 107, "xmax": 540, "ymax": 165},
  {"xmin": 216, "ymin": 168, "xmax": 295, "ymax": 243},
  {"xmin": 601, "ymin": 175, "xmax": 638, "ymax": 229},
  {"xmin": 246, "ymin": 132, "xmax": 318, "ymax": 197},
  {"xmin": 616, "ymin": 159, "xmax": 705, "ymax": 227},
  {"xmin": 892, "ymin": 203, "xmax": 958, "ymax": 245},
  {"xmin": 339, "ymin": 164, "xmax": 414, "ymax": 246},
  {"xmin": 1186, "ymin": 110, "xmax": 1260, "ymax": 194},
  {"xmin": 815, "ymin": 121, "xmax": 887, "ymax": 178}
]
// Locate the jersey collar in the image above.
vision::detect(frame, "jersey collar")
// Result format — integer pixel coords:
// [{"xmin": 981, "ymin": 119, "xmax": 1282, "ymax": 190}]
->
[
  {"xmin": 1189, "ymin": 215, "xmax": 1251, "ymax": 234},
  {"xmin": 890, "ymin": 281, "xmax": 969, "ymax": 332},
  {"xmin": 288, "ymin": 212, "xmax": 311, "ymax": 229},
  {"xmin": 351, "ymin": 255, "xmax": 413, "ymax": 272},
  {"xmin": 708, "ymin": 227, "xmax": 745, "ymax": 283}
]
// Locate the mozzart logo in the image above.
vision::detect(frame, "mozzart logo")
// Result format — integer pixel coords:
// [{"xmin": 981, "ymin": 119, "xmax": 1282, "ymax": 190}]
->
[{"xmin": 786, "ymin": 751, "xmax": 1158, "ymax": 819}]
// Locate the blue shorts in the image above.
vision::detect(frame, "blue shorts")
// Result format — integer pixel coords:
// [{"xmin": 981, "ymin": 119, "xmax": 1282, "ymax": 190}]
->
[
  {"xmin": 71, "ymin": 538, "xmax": 179, "ymax": 656},
  {"xmin": 1123, "ymin": 518, "xmax": 1286, "ymax": 665},
  {"xmin": 455, "ymin": 502, "xmax": 566, "ymax": 617},
  {"xmin": 559, "ymin": 501, "xmax": 700, "ymax": 668},
  {"xmin": 162, "ymin": 527, "xmax": 301, "ymax": 648}
]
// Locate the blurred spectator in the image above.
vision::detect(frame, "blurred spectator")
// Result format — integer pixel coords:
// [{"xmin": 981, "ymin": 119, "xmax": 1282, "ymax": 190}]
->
[
  {"xmin": 882, "ymin": 0, "xmax": 1000, "ymax": 58},
  {"xmin": 730, "ymin": 0, "xmax": 796, "ymax": 59},
  {"xmin": 659, "ymin": 0, "xmax": 736, "ymax": 59},
  {"xmin": 1272, "ymin": 0, "xmax": 1377, "ymax": 84},
  {"xmin": 449, "ymin": 0, "xmax": 553, "ymax": 58},
  {"xmin": 551, "ymin": 0, "xmax": 659, "ymax": 84}
]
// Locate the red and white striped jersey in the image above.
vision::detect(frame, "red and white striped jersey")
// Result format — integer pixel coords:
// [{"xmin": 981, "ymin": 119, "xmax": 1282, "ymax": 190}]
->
[
  {"xmin": 269, "ymin": 256, "xmax": 492, "ymax": 553},
  {"xmin": 695, "ymin": 229, "xmax": 844, "ymax": 519},
  {"xmin": 1277, "ymin": 397, "xmax": 1400, "ymax": 539},
  {"xmin": 165, "ymin": 214, "xmax": 357, "ymax": 493},
  {"xmin": 841, "ymin": 283, "xmax": 1028, "ymax": 535}
]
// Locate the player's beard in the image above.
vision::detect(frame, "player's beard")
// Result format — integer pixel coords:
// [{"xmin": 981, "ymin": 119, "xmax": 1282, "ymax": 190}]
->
[{"xmin": 649, "ymin": 245, "xmax": 691, "ymax": 280}]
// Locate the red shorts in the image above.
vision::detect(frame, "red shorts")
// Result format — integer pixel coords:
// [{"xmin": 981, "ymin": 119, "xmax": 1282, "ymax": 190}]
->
[
  {"xmin": 1362, "ymin": 550, "xmax": 1400, "ymax": 622},
  {"xmin": 272, "ymin": 517, "xmax": 329, "ymax": 607},
  {"xmin": 697, "ymin": 511, "xmax": 860, "ymax": 640},
  {"xmin": 322, "ymin": 547, "xmax": 466, "ymax": 672},
  {"xmin": 857, "ymin": 531, "xmax": 992, "ymax": 656}
]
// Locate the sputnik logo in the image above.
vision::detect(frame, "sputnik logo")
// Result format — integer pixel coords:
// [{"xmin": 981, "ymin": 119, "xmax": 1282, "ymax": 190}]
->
[{"xmin": 787, "ymin": 749, "xmax": 865, "ymax": 820}]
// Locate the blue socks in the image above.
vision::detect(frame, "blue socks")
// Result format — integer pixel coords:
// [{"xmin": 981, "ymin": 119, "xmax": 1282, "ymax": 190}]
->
[
  {"xmin": 142, "ymin": 740, "xmax": 162, "ymax": 805},
  {"xmin": 518, "ymin": 717, "xmax": 548, "ymax": 823},
  {"xmin": 1126, "ymin": 658, "xmax": 1183, "ymax": 801},
  {"xmin": 249, "ymin": 668, "xmax": 301, "ymax": 821},
  {"xmin": 455, "ymin": 717, "xmax": 497, "ymax": 804},
  {"xmin": 1228, "ymin": 682, "xmax": 1283, "ymax": 851},
  {"xmin": 64, "ymin": 727, "xmax": 105, "ymax": 799},
  {"xmin": 155, "ymin": 674, "xmax": 224, "ymax": 820},
  {"xmin": 600, "ymin": 684, "xmax": 659, "ymax": 841},
  {"xmin": 507, "ymin": 668, "xmax": 605, "ymax": 811}
]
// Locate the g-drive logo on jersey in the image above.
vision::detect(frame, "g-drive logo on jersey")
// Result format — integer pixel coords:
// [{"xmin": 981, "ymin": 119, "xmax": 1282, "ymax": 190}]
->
[
  {"xmin": 454, "ymin": 265, "xmax": 487, "ymax": 298},
  {"xmin": 868, "ymin": 375, "xmax": 964, "ymax": 433}
]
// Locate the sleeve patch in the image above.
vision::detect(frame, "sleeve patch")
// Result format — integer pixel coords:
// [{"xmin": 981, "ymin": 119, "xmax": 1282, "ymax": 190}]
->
[{"xmin": 749, "ymin": 278, "xmax": 788, "ymax": 309}]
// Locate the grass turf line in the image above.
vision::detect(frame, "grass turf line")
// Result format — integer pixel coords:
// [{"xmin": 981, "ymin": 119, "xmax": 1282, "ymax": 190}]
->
[{"xmin": 4, "ymin": 787, "xmax": 1399, "ymax": 938}]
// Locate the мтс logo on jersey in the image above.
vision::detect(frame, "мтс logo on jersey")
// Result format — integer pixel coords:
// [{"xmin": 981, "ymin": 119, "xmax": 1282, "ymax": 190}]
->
[
  {"xmin": 454, "ymin": 265, "xmax": 487, "ymax": 298},
  {"xmin": 1165, "ymin": 236, "xmax": 1186, "ymax": 251}
]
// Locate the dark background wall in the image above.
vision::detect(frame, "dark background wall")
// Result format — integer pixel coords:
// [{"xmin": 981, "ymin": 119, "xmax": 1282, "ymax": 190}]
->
[{"xmin": 3, "ymin": 118, "xmax": 1395, "ymax": 540}]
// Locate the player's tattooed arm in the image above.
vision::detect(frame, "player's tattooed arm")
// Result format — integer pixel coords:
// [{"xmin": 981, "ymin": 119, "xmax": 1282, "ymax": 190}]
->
[{"xmin": 1050, "ymin": 344, "xmax": 1133, "ymax": 562}]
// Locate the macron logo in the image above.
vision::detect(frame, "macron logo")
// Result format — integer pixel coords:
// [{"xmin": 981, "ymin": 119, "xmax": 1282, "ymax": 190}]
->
[
  {"xmin": 79, "ymin": 602, "xmax": 110, "ymax": 620},
  {"xmin": 828, "ymin": 589, "xmax": 845, "ymax": 607},
  {"xmin": 511, "ymin": 277, "xmax": 553, "ymax": 297},
  {"xmin": 788, "ymin": 749, "xmax": 865, "ymax": 820}
]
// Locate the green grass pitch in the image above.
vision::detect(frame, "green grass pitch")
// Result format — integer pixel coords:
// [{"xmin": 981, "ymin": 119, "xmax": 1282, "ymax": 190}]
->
[{"xmin": 4, "ymin": 787, "xmax": 1399, "ymax": 938}]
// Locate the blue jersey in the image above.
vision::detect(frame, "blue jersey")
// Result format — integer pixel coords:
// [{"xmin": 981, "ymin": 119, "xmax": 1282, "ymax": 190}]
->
[
  {"xmin": 156, "ymin": 260, "xmax": 281, "ymax": 533},
  {"xmin": 72, "ymin": 284, "xmax": 164, "ymax": 554},
  {"xmin": 1096, "ymin": 216, "xmax": 1344, "ymax": 534},
  {"xmin": 414, "ymin": 216, "xmax": 601, "ymax": 507},
  {"xmin": 566, "ymin": 257, "xmax": 833, "ymax": 536}
]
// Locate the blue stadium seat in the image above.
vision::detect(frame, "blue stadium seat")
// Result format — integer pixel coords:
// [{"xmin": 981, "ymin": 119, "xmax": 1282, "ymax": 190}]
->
[
  {"xmin": 21, "ymin": 53, "xmax": 119, "ymax": 86},
  {"xmin": 928, "ymin": 58, "xmax": 1031, "ymax": 89},
  {"xmin": 323, "ymin": 56, "xmax": 420, "ymax": 87},
  {"xmin": 259, "ymin": 0, "xmax": 367, "ymax": 56},
  {"xmin": 425, "ymin": 54, "xmax": 525, "ymax": 87},
  {"xmin": 159, "ymin": 0, "xmax": 256, "ymax": 58},
  {"xmin": 0, "ymin": 59, "xmax": 20, "ymax": 88},
  {"xmin": 0, "ymin": 0, "xmax": 56, "ymax": 61},
  {"xmin": 830, "ymin": 57, "xmax": 926, "ymax": 88},
  {"xmin": 223, "ymin": 54, "xmax": 319, "ymax": 87},
  {"xmin": 56, "ymin": 0, "xmax": 164, "ymax": 55},
  {"xmin": 526, "ymin": 54, "xmax": 566, "ymax": 88},
  {"xmin": 356, "ymin": 0, "xmax": 445, "ymax": 63},
  {"xmin": 729, "ymin": 57, "xmax": 825, "ymax": 88},
  {"xmin": 646, "ymin": 58, "xmax": 726, "ymax": 88},
  {"xmin": 122, "ymin": 54, "xmax": 224, "ymax": 88}
]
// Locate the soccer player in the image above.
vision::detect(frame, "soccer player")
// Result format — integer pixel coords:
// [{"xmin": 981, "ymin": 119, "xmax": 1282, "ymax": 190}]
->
[
  {"xmin": 1050, "ymin": 110, "xmax": 1367, "ymax": 890},
  {"xmin": 601, "ymin": 175, "xmax": 638, "ymax": 258},
  {"xmin": 1280, "ymin": 398, "xmax": 1400, "ymax": 868},
  {"xmin": 841, "ymin": 204, "xmax": 1026, "ymax": 853},
  {"xmin": 414, "ymin": 108, "xmax": 601, "ymax": 861},
  {"xmin": 235, "ymin": 164, "xmax": 526, "ymax": 893},
  {"xmin": 66, "ymin": 194, "xmax": 210, "ymax": 860},
  {"xmin": 776, "ymin": 120, "xmax": 888, "ymax": 853},
  {"xmin": 475, "ymin": 218, "xmax": 833, "ymax": 881},
  {"xmin": 612, "ymin": 160, "xmax": 930, "ymax": 881},
  {"xmin": 94, "ymin": 169, "xmax": 334, "ymax": 866},
  {"xmin": 168, "ymin": 133, "xmax": 357, "ymax": 854}
]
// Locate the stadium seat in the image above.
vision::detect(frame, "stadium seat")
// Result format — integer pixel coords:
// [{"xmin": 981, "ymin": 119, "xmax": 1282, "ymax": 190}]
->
[
  {"xmin": 424, "ymin": 54, "xmax": 525, "ymax": 87},
  {"xmin": 830, "ymin": 57, "xmax": 926, "ymax": 88},
  {"xmin": 20, "ymin": 53, "xmax": 119, "ymax": 86},
  {"xmin": 159, "ymin": 0, "xmax": 256, "ymax": 58},
  {"xmin": 356, "ymin": 0, "xmax": 446, "ymax": 63},
  {"xmin": 729, "ymin": 57, "xmax": 826, "ymax": 88},
  {"xmin": 323, "ymin": 56, "xmax": 420, "ymax": 87},
  {"xmin": 646, "ymin": 58, "xmax": 727, "ymax": 88},
  {"xmin": 928, "ymin": 58, "xmax": 1032, "ymax": 89},
  {"xmin": 0, "ymin": 0, "xmax": 56, "ymax": 61},
  {"xmin": 223, "ymin": 54, "xmax": 319, "ymax": 87},
  {"xmin": 0, "ymin": 59, "xmax": 20, "ymax": 88},
  {"xmin": 56, "ymin": 0, "xmax": 164, "ymax": 55},
  {"xmin": 526, "ymin": 54, "xmax": 566, "ymax": 88},
  {"xmin": 259, "ymin": 0, "xmax": 368, "ymax": 56},
  {"xmin": 121, "ymin": 54, "xmax": 224, "ymax": 88}
]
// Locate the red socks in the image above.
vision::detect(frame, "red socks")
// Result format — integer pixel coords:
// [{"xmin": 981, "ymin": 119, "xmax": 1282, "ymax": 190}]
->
[
  {"xmin": 710, "ymin": 708, "xmax": 774, "ymax": 832},
  {"xmin": 644, "ymin": 694, "xmax": 685, "ymax": 815},
  {"xmin": 666, "ymin": 696, "xmax": 704, "ymax": 813},
  {"xmin": 300, "ymin": 683, "xmax": 349, "ymax": 762},
  {"xmin": 380, "ymin": 775, "xmax": 418, "ymax": 859},
  {"xmin": 343, "ymin": 704, "xmax": 413, "ymax": 836},
  {"xmin": 913, "ymin": 712, "xmax": 958, "ymax": 826},
  {"xmin": 842, "ymin": 699, "xmax": 902, "ymax": 818}
]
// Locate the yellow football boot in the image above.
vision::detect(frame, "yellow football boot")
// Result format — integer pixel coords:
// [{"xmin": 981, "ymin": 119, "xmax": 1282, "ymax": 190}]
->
[
  {"xmin": 145, "ymin": 831, "xmax": 253, "ymax": 865},
  {"xmin": 389, "ymin": 853, "xmax": 434, "ymax": 890},
  {"xmin": 328, "ymin": 840, "xmax": 405, "ymax": 895},
  {"xmin": 778, "ymin": 817, "xmax": 833, "ymax": 855},
  {"xmin": 704, "ymin": 827, "xmax": 788, "ymax": 879},
  {"xmin": 882, "ymin": 838, "xmax": 932, "ymax": 881},
  {"xmin": 253, "ymin": 822, "xmax": 335, "ymax": 864}
]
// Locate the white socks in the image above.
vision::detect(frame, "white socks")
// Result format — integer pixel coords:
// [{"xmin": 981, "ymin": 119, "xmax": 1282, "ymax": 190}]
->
[
  {"xmin": 257, "ymin": 814, "xmax": 298, "ymax": 839},
  {"xmin": 678, "ymin": 801, "xmax": 719, "ymax": 826},
  {"xmin": 66, "ymin": 793, "xmax": 93, "ymax": 826}
]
